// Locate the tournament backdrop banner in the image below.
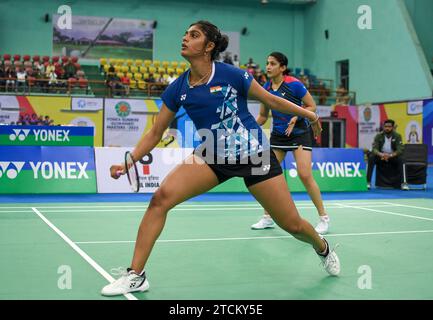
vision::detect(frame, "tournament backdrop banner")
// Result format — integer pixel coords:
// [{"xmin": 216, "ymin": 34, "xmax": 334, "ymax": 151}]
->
[
  {"xmin": 0, "ymin": 95, "xmax": 103, "ymax": 146},
  {"xmin": 0, "ymin": 146, "xmax": 96, "ymax": 194},
  {"xmin": 104, "ymin": 99, "xmax": 159, "ymax": 147},
  {"xmin": 358, "ymin": 104, "xmax": 381, "ymax": 150},
  {"xmin": 0, "ymin": 95, "xmax": 20, "ymax": 124},
  {"xmin": 422, "ymin": 99, "xmax": 433, "ymax": 162},
  {"xmin": 383, "ymin": 102, "xmax": 423, "ymax": 144},
  {"xmin": 0, "ymin": 125, "xmax": 94, "ymax": 146},
  {"xmin": 211, "ymin": 148, "xmax": 367, "ymax": 192},
  {"xmin": 95, "ymin": 147, "xmax": 193, "ymax": 193},
  {"xmin": 53, "ymin": 15, "xmax": 155, "ymax": 61}
]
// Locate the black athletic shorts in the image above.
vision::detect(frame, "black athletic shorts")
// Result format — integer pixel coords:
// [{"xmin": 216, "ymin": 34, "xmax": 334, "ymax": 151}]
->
[
  {"xmin": 270, "ymin": 131, "xmax": 313, "ymax": 151},
  {"xmin": 194, "ymin": 149, "xmax": 283, "ymax": 188}
]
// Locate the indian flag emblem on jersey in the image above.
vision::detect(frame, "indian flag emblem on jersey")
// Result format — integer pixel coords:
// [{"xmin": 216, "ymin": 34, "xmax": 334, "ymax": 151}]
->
[{"xmin": 210, "ymin": 86, "xmax": 223, "ymax": 94}]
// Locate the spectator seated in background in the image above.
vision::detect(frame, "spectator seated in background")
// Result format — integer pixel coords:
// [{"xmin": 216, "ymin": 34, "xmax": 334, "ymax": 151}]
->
[
  {"xmin": 166, "ymin": 71, "xmax": 178, "ymax": 84},
  {"xmin": 15, "ymin": 67, "xmax": 27, "ymax": 93},
  {"xmin": 254, "ymin": 68, "xmax": 267, "ymax": 86},
  {"xmin": 223, "ymin": 52, "xmax": 233, "ymax": 65},
  {"xmin": 336, "ymin": 83, "xmax": 349, "ymax": 105},
  {"xmin": 120, "ymin": 73, "xmax": 131, "ymax": 96},
  {"xmin": 366, "ymin": 119, "xmax": 407, "ymax": 190},
  {"xmin": 5, "ymin": 66, "xmax": 16, "ymax": 92},
  {"xmin": 232, "ymin": 54, "xmax": 240, "ymax": 68},
  {"xmin": 63, "ymin": 58, "xmax": 77, "ymax": 79},
  {"xmin": 0, "ymin": 66, "xmax": 5, "ymax": 91}
]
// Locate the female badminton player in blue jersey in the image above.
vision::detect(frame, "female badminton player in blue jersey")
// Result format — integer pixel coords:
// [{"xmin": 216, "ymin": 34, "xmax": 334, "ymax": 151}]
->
[
  {"xmin": 251, "ymin": 52, "xmax": 330, "ymax": 234},
  {"xmin": 102, "ymin": 21, "xmax": 340, "ymax": 296}
]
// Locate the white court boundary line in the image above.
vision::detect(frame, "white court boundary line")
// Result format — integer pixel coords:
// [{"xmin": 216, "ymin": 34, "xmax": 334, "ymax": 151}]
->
[
  {"xmin": 0, "ymin": 201, "xmax": 403, "ymax": 210},
  {"xmin": 0, "ymin": 203, "xmax": 410, "ymax": 213},
  {"xmin": 74, "ymin": 229, "xmax": 433, "ymax": 245},
  {"xmin": 336, "ymin": 203, "xmax": 433, "ymax": 222},
  {"xmin": 31, "ymin": 207, "xmax": 137, "ymax": 301},
  {"xmin": 382, "ymin": 202, "xmax": 433, "ymax": 212}
]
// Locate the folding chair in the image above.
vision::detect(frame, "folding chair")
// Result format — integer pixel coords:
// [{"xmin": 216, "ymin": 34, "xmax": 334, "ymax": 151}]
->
[{"xmin": 402, "ymin": 144, "xmax": 428, "ymax": 190}]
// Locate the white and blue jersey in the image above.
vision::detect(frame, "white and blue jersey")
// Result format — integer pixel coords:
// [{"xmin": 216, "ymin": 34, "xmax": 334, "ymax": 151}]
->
[
  {"xmin": 263, "ymin": 76, "xmax": 309, "ymax": 137},
  {"xmin": 162, "ymin": 62, "xmax": 268, "ymax": 161}
]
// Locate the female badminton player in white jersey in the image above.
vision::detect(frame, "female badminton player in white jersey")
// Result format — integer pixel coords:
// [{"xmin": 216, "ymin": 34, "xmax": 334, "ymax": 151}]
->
[
  {"xmin": 102, "ymin": 21, "xmax": 340, "ymax": 296},
  {"xmin": 251, "ymin": 52, "xmax": 330, "ymax": 234}
]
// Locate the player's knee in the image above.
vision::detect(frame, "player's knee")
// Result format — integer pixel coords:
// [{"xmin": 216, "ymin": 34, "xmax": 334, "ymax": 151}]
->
[
  {"xmin": 284, "ymin": 218, "xmax": 303, "ymax": 234},
  {"xmin": 149, "ymin": 187, "xmax": 173, "ymax": 211},
  {"xmin": 298, "ymin": 171, "xmax": 312, "ymax": 183}
]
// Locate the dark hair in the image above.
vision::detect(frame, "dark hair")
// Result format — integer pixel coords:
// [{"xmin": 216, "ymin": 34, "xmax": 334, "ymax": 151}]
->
[
  {"xmin": 269, "ymin": 52, "xmax": 289, "ymax": 75},
  {"xmin": 190, "ymin": 20, "xmax": 229, "ymax": 61},
  {"xmin": 384, "ymin": 119, "xmax": 395, "ymax": 126}
]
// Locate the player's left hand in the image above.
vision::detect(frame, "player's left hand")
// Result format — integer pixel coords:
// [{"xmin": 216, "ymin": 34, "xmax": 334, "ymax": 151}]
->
[
  {"xmin": 285, "ymin": 117, "xmax": 298, "ymax": 137},
  {"xmin": 310, "ymin": 117, "xmax": 322, "ymax": 139}
]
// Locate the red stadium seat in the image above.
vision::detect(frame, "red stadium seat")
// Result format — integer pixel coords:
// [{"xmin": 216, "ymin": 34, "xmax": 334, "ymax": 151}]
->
[
  {"xmin": 52, "ymin": 56, "xmax": 60, "ymax": 63},
  {"xmin": 74, "ymin": 63, "xmax": 81, "ymax": 70},
  {"xmin": 23, "ymin": 55, "xmax": 31, "ymax": 62},
  {"xmin": 3, "ymin": 54, "xmax": 11, "ymax": 60},
  {"xmin": 71, "ymin": 56, "xmax": 78, "ymax": 63},
  {"xmin": 32, "ymin": 55, "xmax": 40, "ymax": 62},
  {"xmin": 42, "ymin": 56, "xmax": 50, "ymax": 63},
  {"xmin": 68, "ymin": 77, "xmax": 77, "ymax": 86},
  {"xmin": 78, "ymin": 78, "xmax": 88, "ymax": 88},
  {"xmin": 13, "ymin": 54, "xmax": 21, "ymax": 61},
  {"xmin": 27, "ymin": 76, "xmax": 36, "ymax": 86},
  {"xmin": 61, "ymin": 56, "xmax": 69, "ymax": 64}
]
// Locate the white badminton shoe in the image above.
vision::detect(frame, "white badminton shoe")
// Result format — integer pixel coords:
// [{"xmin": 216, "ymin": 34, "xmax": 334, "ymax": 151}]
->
[
  {"xmin": 101, "ymin": 268, "xmax": 149, "ymax": 296},
  {"xmin": 251, "ymin": 215, "xmax": 275, "ymax": 229},
  {"xmin": 318, "ymin": 238, "xmax": 340, "ymax": 276}
]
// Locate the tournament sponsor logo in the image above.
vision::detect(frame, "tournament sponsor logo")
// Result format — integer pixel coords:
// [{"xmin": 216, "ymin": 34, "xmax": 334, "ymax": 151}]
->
[
  {"xmin": 0, "ymin": 161, "xmax": 89, "ymax": 179},
  {"xmin": 115, "ymin": 101, "xmax": 131, "ymax": 117},
  {"xmin": 288, "ymin": 162, "xmax": 362, "ymax": 178},
  {"xmin": 8, "ymin": 128, "xmax": 70, "ymax": 142},
  {"xmin": 0, "ymin": 162, "xmax": 25, "ymax": 179},
  {"xmin": 9, "ymin": 129, "xmax": 30, "ymax": 141}
]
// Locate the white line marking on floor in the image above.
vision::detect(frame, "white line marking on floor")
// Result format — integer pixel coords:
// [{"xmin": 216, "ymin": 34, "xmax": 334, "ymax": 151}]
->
[
  {"xmin": 382, "ymin": 202, "xmax": 433, "ymax": 212},
  {"xmin": 31, "ymin": 207, "xmax": 137, "ymax": 300},
  {"xmin": 74, "ymin": 229, "xmax": 433, "ymax": 245},
  {"xmin": 336, "ymin": 203, "xmax": 433, "ymax": 222}
]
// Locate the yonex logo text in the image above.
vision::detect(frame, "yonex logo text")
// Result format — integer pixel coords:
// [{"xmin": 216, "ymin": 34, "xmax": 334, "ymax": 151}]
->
[
  {"xmin": 8, "ymin": 129, "xmax": 70, "ymax": 142},
  {"xmin": 30, "ymin": 161, "xmax": 89, "ymax": 179},
  {"xmin": 0, "ymin": 162, "xmax": 25, "ymax": 179},
  {"xmin": 288, "ymin": 162, "xmax": 362, "ymax": 178},
  {"xmin": 9, "ymin": 129, "xmax": 30, "ymax": 141}
]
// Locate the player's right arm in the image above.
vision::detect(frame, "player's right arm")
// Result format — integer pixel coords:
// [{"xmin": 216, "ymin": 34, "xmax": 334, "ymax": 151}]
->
[{"xmin": 110, "ymin": 104, "xmax": 175, "ymax": 179}]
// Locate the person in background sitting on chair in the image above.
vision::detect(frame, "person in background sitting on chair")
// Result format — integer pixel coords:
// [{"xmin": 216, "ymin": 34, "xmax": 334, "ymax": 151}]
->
[{"xmin": 366, "ymin": 119, "xmax": 407, "ymax": 190}]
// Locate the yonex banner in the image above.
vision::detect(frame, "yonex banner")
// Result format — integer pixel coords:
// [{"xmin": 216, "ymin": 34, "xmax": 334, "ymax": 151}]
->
[
  {"xmin": 0, "ymin": 146, "xmax": 97, "ymax": 193},
  {"xmin": 211, "ymin": 148, "xmax": 367, "ymax": 192},
  {"xmin": 281, "ymin": 148, "xmax": 367, "ymax": 192},
  {"xmin": 0, "ymin": 125, "xmax": 94, "ymax": 146}
]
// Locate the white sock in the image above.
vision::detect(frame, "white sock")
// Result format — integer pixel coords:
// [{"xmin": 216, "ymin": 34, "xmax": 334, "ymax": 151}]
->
[{"xmin": 320, "ymin": 215, "xmax": 330, "ymax": 222}]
